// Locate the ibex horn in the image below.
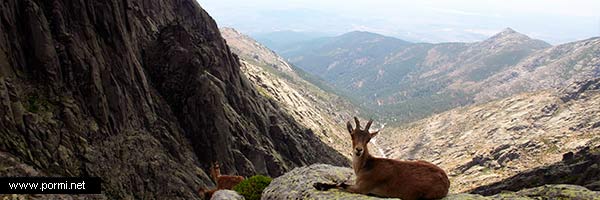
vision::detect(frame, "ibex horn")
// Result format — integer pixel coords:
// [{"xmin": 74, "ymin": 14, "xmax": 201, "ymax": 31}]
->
[{"xmin": 365, "ymin": 119, "xmax": 373, "ymax": 131}]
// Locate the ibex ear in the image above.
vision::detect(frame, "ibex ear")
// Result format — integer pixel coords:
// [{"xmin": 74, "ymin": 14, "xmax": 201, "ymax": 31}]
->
[
  {"xmin": 346, "ymin": 121, "xmax": 353, "ymax": 134},
  {"xmin": 369, "ymin": 130, "xmax": 379, "ymax": 138}
]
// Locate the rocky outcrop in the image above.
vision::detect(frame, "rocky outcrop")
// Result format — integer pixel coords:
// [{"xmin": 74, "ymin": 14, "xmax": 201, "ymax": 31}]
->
[
  {"xmin": 378, "ymin": 78, "xmax": 600, "ymax": 192},
  {"xmin": 474, "ymin": 37, "xmax": 600, "ymax": 102},
  {"xmin": 471, "ymin": 146, "xmax": 600, "ymax": 195},
  {"xmin": 262, "ymin": 164, "xmax": 365, "ymax": 200},
  {"xmin": 0, "ymin": 0, "xmax": 346, "ymax": 199},
  {"xmin": 262, "ymin": 164, "xmax": 600, "ymax": 200},
  {"xmin": 455, "ymin": 145, "xmax": 521, "ymax": 173},
  {"xmin": 210, "ymin": 190, "xmax": 244, "ymax": 200},
  {"xmin": 560, "ymin": 78, "xmax": 600, "ymax": 103}
]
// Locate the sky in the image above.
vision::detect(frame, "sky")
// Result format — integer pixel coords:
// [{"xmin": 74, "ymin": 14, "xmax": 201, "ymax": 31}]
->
[{"xmin": 198, "ymin": 0, "xmax": 600, "ymax": 44}]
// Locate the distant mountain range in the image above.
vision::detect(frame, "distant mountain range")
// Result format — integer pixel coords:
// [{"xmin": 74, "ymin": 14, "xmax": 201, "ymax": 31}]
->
[{"xmin": 268, "ymin": 28, "xmax": 600, "ymax": 123}]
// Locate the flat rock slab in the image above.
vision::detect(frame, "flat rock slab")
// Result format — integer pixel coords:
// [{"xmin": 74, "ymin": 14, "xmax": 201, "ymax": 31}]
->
[{"xmin": 262, "ymin": 164, "xmax": 600, "ymax": 200}]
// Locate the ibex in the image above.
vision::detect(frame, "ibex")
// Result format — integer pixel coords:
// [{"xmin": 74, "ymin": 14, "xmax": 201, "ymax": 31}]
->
[
  {"xmin": 199, "ymin": 161, "xmax": 245, "ymax": 198},
  {"xmin": 210, "ymin": 161, "xmax": 245, "ymax": 189},
  {"xmin": 315, "ymin": 117, "xmax": 450, "ymax": 200}
]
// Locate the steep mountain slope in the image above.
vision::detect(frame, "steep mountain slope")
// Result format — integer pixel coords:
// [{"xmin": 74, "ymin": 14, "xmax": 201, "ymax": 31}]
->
[
  {"xmin": 220, "ymin": 27, "xmax": 365, "ymax": 158},
  {"xmin": 376, "ymin": 78, "xmax": 600, "ymax": 192},
  {"xmin": 0, "ymin": 0, "xmax": 346, "ymax": 199},
  {"xmin": 278, "ymin": 29, "xmax": 553, "ymax": 123},
  {"xmin": 220, "ymin": 28, "xmax": 296, "ymax": 75}
]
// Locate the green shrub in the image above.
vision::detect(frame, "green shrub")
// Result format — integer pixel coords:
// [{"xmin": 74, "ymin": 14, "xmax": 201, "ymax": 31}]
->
[{"xmin": 233, "ymin": 175, "xmax": 272, "ymax": 200}]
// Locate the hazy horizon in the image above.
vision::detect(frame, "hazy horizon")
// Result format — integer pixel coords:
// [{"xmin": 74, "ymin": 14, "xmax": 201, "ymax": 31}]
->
[{"xmin": 199, "ymin": 0, "xmax": 600, "ymax": 44}]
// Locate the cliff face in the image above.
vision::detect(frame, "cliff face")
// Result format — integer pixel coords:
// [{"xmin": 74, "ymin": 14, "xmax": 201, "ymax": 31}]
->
[{"xmin": 0, "ymin": 0, "xmax": 347, "ymax": 199}]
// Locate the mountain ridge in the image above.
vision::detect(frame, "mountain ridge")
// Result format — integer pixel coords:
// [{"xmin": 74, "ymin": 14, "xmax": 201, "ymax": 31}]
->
[{"xmin": 272, "ymin": 28, "xmax": 600, "ymax": 124}]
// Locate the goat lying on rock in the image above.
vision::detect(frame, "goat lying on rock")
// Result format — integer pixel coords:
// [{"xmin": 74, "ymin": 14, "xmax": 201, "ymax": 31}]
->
[{"xmin": 315, "ymin": 117, "xmax": 450, "ymax": 200}]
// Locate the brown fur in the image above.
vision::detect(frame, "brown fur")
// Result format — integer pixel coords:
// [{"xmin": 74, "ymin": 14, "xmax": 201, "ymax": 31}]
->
[
  {"xmin": 340, "ymin": 117, "xmax": 450, "ymax": 200},
  {"xmin": 199, "ymin": 161, "xmax": 245, "ymax": 199},
  {"xmin": 216, "ymin": 175, "xmax": 245, "ymax": 189}
]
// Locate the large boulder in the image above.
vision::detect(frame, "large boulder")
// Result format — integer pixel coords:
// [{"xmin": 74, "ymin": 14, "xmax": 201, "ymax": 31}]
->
[
  {"xmin": 262, "ymin": 164, "xmax": 386, "ymax": 200},
  {"xmin": 262, "ymin": 164, "xmax": 600, "ymax": 200},
  {"xmin": 211, "ymin": 190, "xmax": 244, "ymax": 200}
]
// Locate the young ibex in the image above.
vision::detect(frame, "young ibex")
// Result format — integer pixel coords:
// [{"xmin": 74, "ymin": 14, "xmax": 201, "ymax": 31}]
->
[
  {"xmin": 210, "ymin": 161, "xmax": 245, "ymax": 189},
  {"xmin": 199, "ymin": 161, "xmax": 245, "ymax": 198},
  {"xmin": 315, "ymin": 117, "xmax": 450, "ymax": 200}
]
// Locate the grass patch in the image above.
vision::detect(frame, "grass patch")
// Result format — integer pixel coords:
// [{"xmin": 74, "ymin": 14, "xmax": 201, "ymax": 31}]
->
[{"xmin": 233, "ymin": 175, "xmax": 272, "ymax": 200}]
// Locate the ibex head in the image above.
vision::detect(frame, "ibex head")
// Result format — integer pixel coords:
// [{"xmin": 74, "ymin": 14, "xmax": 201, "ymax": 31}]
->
[
  {"xmin": 212, "ymin": 161, "xmax": 220, "ymax": 170},
  {"xmin": 210, "ymin": 161, "xmax": 221, "ymax": 181},
  {"xmin": 347, "ymin": 117, "xmax": 379, "ymax": 157}
]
